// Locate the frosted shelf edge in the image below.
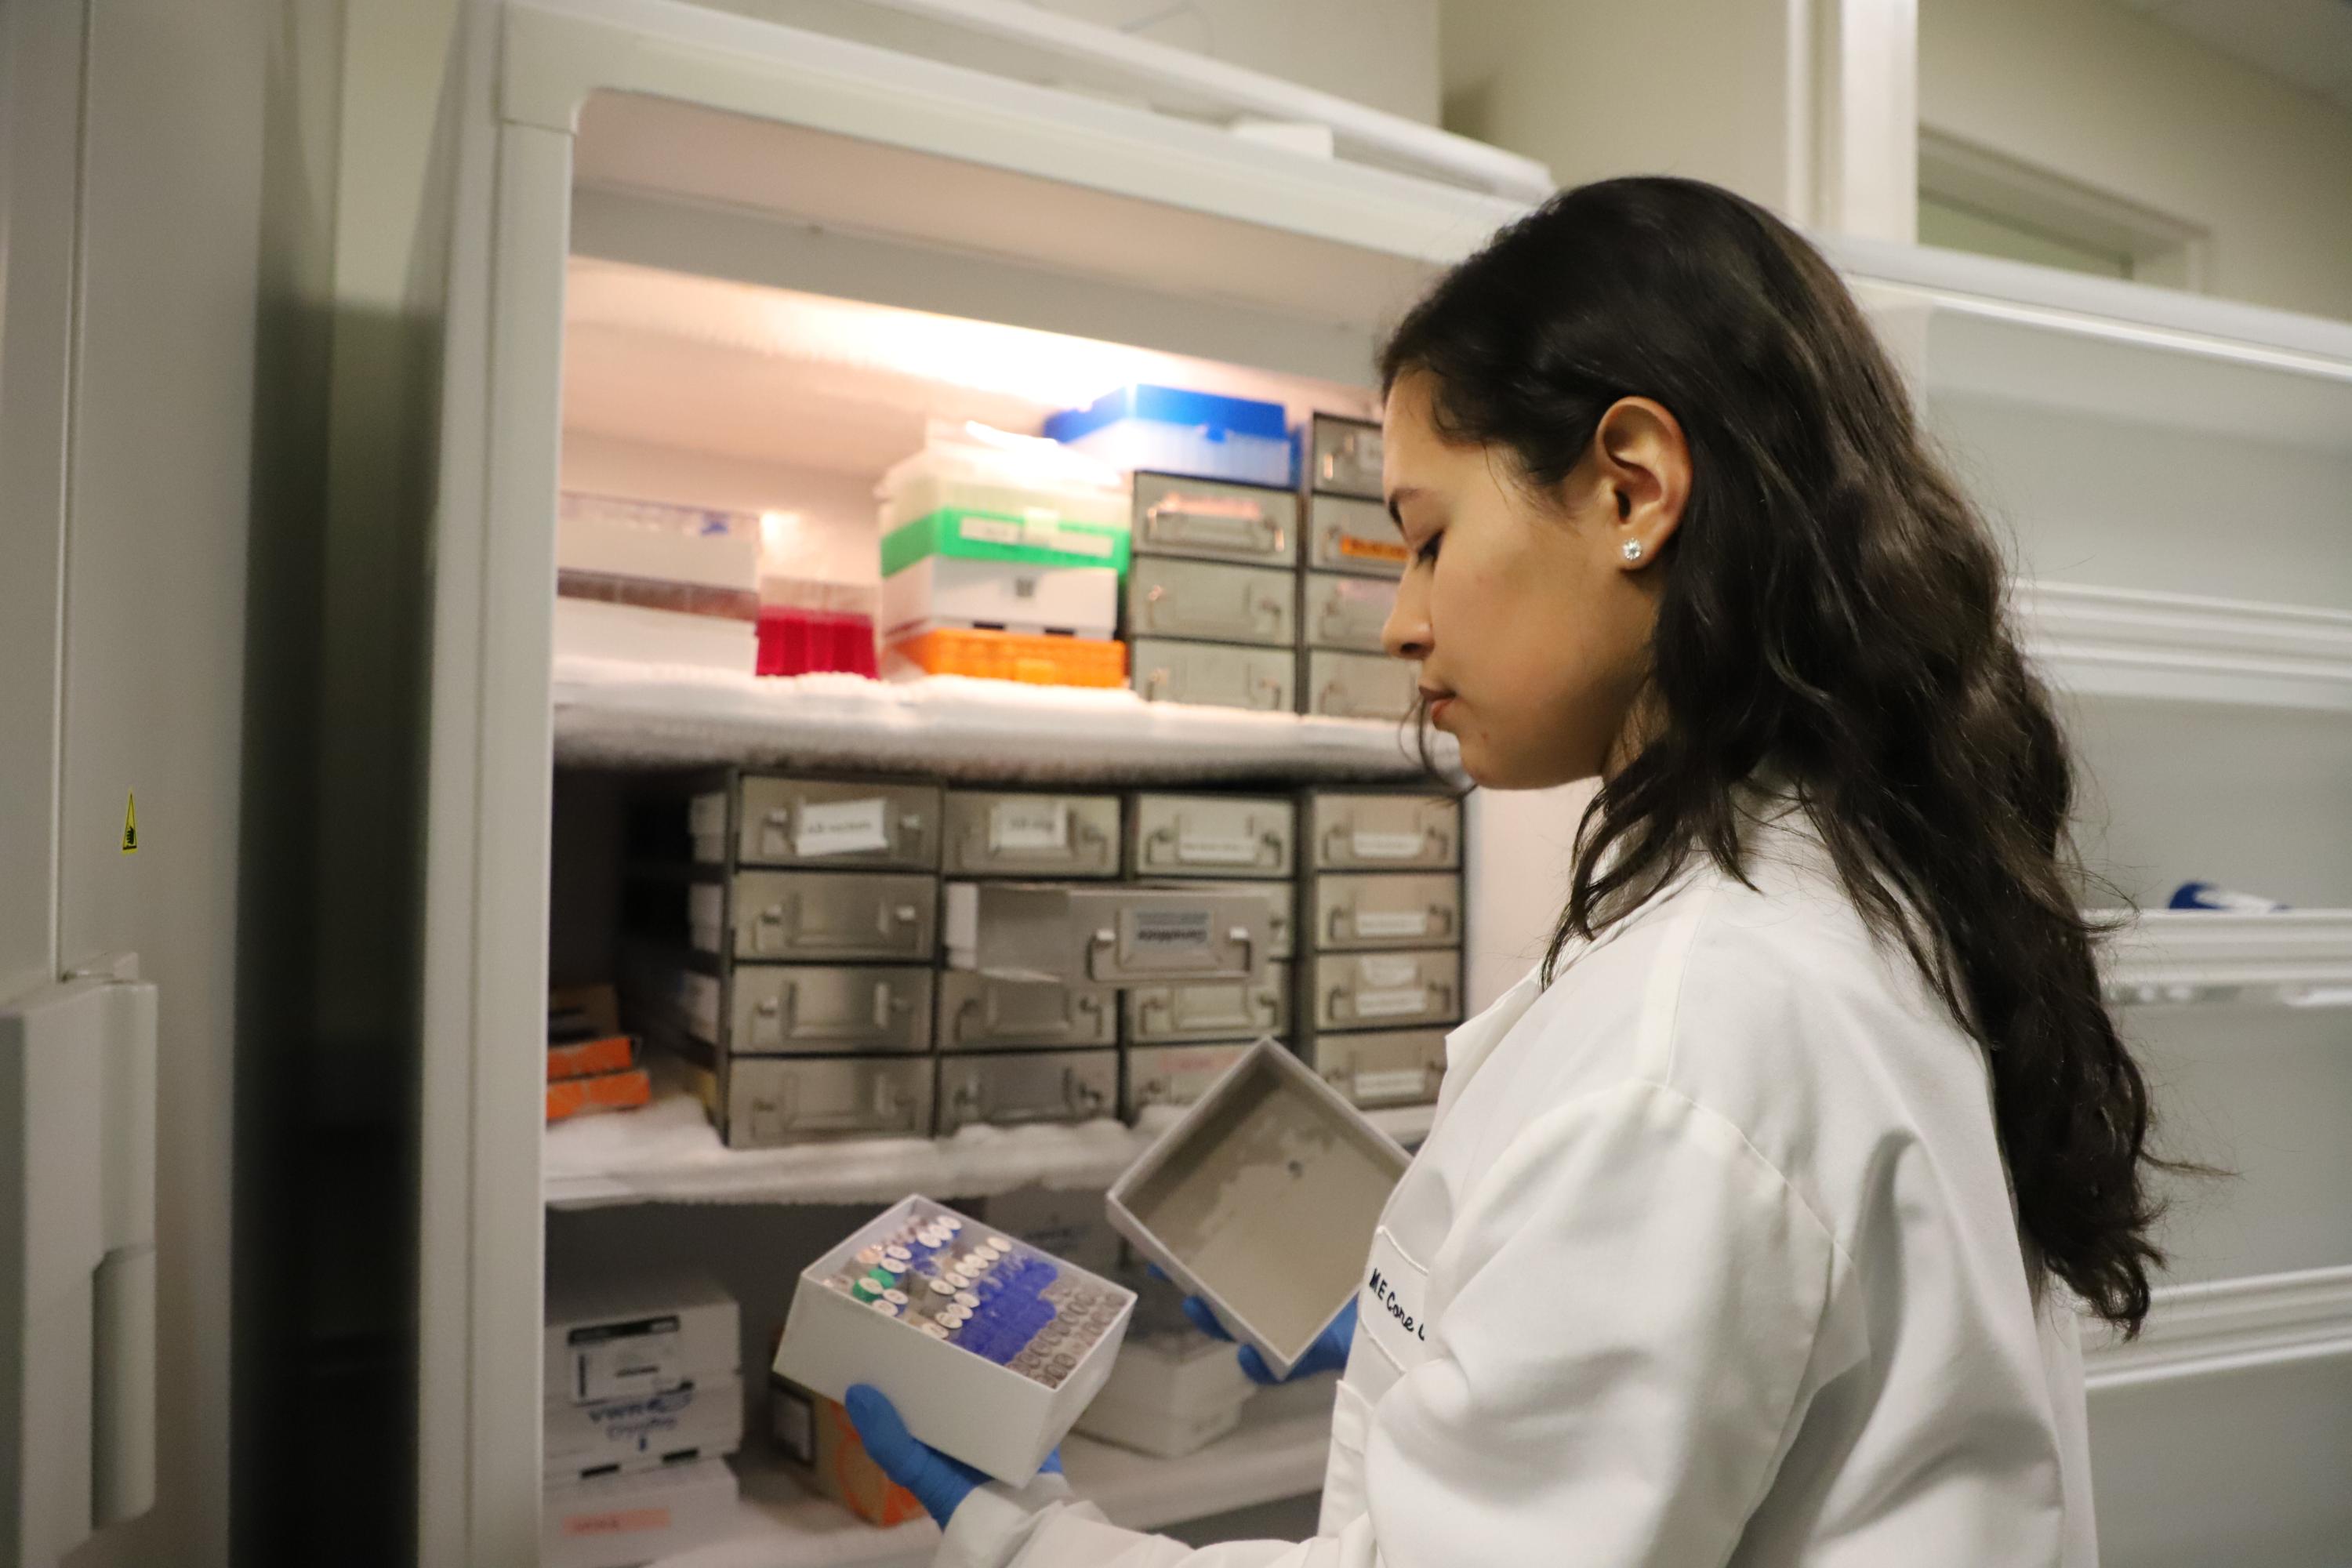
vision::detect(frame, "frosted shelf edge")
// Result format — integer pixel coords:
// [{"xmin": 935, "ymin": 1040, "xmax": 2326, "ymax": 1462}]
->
[
  {"xmin": 2097, "ymin": 909, "xmax": 2352, "ymax": 1007},
  {"xmin": 551, "ymin": 657, "xmax": 1464, "ymax": 784},
  {"xmin": 546, "ymin": 1095, "xmax": 1439, "ymax": 1209},
  {"xmin": 2017, "ymin": 581, "xmax": 2352, "ymax": 716},
  {"xmin": 2085, "ymin": 1265, "xmax": 2352, "ymax": 1392},
  {"xmin": 648, "ymin": 1401, "xmax": 1334, "ymax": 1568}
]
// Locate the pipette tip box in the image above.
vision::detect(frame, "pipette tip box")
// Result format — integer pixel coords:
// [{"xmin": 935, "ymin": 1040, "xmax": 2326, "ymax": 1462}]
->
[
  {"xmin": 773, "ymin": 1194, "xmax": 1136, "ymax": 1483},
  {"xmin": 1106, "ymin": 1037, "xmax": 1408, "ymax": 1378}
]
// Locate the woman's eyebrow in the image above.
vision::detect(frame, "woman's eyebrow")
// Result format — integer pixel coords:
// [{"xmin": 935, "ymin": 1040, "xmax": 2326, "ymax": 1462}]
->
[{"xmin": 1386, "ymin": 487, "xmax": 1428, "ymax": 531}]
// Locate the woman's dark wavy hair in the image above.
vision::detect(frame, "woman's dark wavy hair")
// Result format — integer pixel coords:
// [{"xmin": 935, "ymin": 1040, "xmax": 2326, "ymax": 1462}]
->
[{"xmin": 1381, "ymin": 176, "xmax": 2171, "ymax": 1334}]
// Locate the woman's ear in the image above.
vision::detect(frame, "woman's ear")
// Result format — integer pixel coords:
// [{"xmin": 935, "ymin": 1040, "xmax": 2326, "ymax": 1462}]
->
[{"xmin": 1590, "ymin": 397, "xmax": 1690, "ymax": 567}]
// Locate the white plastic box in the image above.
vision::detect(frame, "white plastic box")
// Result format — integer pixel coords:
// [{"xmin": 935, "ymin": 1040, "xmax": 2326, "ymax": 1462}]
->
[
  {"xmin": 1071, "ymin": 1330, "xmax": 1255, "ymax": 1457},
  {"xmin": 773, "ymin": 1195, "xmax": 1136, "ymax": 1483},
  {"xmin": 543, "ymin": 1373, "xmax": 744, "ymax": 1482},
  {"xmin": 1108, "ymin": 1039, "xmax": 1407, "ymax": 1377},
  {"xmin": 543, "ymin": 1273, "xmax": 739, "ymax": 1408},
  {"xmin": 541, "ymin": 1457, "xmax": 738, "ymax": 1568},
  {"xmin": 880, "ymin": 555, "xmax": 1120, "ymax": 639},
  {"xmin": 878, "ymin": 421, "xmax": 1129, "ymax": 547}
]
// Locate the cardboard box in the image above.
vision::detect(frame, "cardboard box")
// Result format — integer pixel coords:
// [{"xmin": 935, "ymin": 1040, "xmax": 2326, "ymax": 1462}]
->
[
  {"xmin": 545, "ymin": 1274, "xmax": 739, "ymax": 1409},
  {"xmin": 1108, "ymin": 1039, "xmax": 1406, "ymax": 1377},
  {"xmin": 768, "ymin": 1374, "xmax": 925, "ymax": 1527},
  {"xmin": 547, "ymin": 1035, "xmax": 637, "ymax": 1081},
  {"xmin": 544, "ymin": 1374, "xmax": 743, "ymax": 1482},
  {"xmin": 546, "ymin": 1068, "xmax": 652, "ymax": 1123},
  {"xmin": 542, "ymin": 1456, "xmax": 738, "ymax": 1568},
  {"xmin": 773, "ymin": 1195, "xmax": 1134, "ymax": 1483}
]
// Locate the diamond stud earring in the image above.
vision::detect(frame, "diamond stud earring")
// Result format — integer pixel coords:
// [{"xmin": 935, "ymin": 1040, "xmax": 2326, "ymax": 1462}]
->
[{"xmin": 1621, "ymin": 539, "xmax": 1644, "ymax": 562}]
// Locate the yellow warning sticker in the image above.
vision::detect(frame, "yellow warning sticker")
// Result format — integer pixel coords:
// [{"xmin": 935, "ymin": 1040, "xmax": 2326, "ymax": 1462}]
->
[{"xmin": 122, "ymin": 792, "xmax": 138, "ymax": 855}]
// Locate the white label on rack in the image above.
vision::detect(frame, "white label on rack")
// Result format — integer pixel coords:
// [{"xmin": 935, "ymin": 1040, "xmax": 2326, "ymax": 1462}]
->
[
  {"xmin": 568, "ymin": 1320, "xmax": 684, "ymax": 1404},
  {"xmin": 1354, "ymin": 1069, "xmax": 1428, "ymax": 1102},
  {"xmin": 793, "ymin": 797, "xmax": 890, "ymax": 858},
  {"xmin": 1177, "ymin": 829, "xmax": 1259, "ymax": 866},
  {"xmin": 1353, "ymin": 909, "xmax": 1430, "ymax": 939},
  {"xmin": 1352, "ymin": 986, "xmax": 1430, "ymax": 1019},
  {"xmin": 990, "ymin": 798, "xmax": 1070, "ymax": 853},
  {"xmin": 960, "ymin": 517, "xmax": 1023, "ymax": 546},
  {"xmin": 1358, "ymin": 954, "xmax": 1422, "ymax": 988},
  {"xmin": 1131, "ymin": 908, "xmax": 1214, "ymax": 953},
  {"xmin": 1351, "ymin": 830, "xmax": 1424, "ymax": 861}
]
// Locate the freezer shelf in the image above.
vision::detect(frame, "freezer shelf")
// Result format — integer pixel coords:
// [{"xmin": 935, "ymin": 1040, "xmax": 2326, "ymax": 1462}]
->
[
  {"xmin": 653, "ymin": 1394, "xmax": 1339, "ymax": 1568},
  {"xmin": 542, "ymin": 1090, "xmax": 1437, "ymax": 1208},
  {"xmin": 553, "ymin": 660, "xmax": 1463, "ymax": 783}
]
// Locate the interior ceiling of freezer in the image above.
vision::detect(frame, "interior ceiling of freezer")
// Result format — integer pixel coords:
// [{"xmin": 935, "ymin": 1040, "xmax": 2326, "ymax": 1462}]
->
[
  {"xmin": 562, "ymin": 259, "xmax": 1381, "ymax": 474},
  {"xmin": 571, "ymin": 92, "xmax": 1451, "ymax": 358}
]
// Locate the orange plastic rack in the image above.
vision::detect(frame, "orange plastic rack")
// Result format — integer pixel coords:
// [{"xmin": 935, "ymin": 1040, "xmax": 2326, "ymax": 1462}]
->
[{"xmin": 885, "ymin": 626, "xmax": 1127, "ymax": 688}]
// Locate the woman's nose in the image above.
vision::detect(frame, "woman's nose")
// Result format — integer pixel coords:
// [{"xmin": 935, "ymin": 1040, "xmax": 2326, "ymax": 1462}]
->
[{"xmin": 1383, "ymin": 575, "xmax": 1432, "ymax": 661}]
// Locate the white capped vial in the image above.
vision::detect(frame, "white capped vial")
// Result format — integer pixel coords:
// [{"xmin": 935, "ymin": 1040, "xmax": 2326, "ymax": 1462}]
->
[
  {"xmin": 884, "ymin": 1289, "xmax": 909, "ymax": 1307},
  {"xmin": 954, "ymin": 1290, "xmax": 980, "ymax": 1309},
  {"xmin": 920, "ymin": 1323, "xmax": 950, "ymax": 1339},
  {"xmin": 884, "ymin": 1244, "xmax": 913, "ymax": 1262},
  {"xmin": 869, "ymin": 1298, "xmax": 902, "ymax": 1316},
  {"xmin": 856, "ymin": 1245, "xmax": 884, "ymax": 1265},
  {"xmin": 985, "ymin": 1235, "xmax": 1011, "ymax": 1252},
  {"xmin": 939, "ymin": 1215, "xmax": 964, "ymax": 1231},
  {"xmin": 928, "ymin": 1279, "xmax": 957, "ymax": 1298}
]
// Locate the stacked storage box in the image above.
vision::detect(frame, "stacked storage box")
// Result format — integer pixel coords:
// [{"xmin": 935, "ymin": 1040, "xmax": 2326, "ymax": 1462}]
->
[
  {"xmin": 1294, "ymin": 788, "xmax": 1465, "ymax": 1109},
  {"xmin": 932, "ymin": 790, "xmax": 1125, "ymax": 1133},
  {"xmin": 1121, "ymin": 471, "xmax": 1302, "ymax": 710},
  {"xmin": 1047, "ymin": 383, "xmax": 1300, "ymax": 713},
  {"xmin": 631, "ymin": 772, "xmax": 944, "ymax": 1147},
  {"xmin": 542, "ymin": 1272, "xmax": 742, "ymax": 1568},
  {"xmin": 946, "ymin": 872, "xmax": 1272, "ymax": 1125},
  {"xmin": 877, "ymin": 423, "xmax": 1131, "ymax": 688},
  {"xmin": 1297, "ymin": 415, "xmax": 1417, "ymax": 721},
  {"xmin": 554, "ymin": 492, "xmax": 761, "ymax": 673},
  {"xmin": 1120, "ymin": 792, "xmax": 1298, "ymax": 1118}
]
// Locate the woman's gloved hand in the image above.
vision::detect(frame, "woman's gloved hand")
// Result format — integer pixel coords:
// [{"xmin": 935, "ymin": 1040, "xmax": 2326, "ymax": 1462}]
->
[
  {"xmin": 843, "ymin": 1384, "xmax": 1060, "ymax": 1529},
  {"xmin": 1181, "ymin": 1294, "xmax": 1358, "ymax": 1385}
]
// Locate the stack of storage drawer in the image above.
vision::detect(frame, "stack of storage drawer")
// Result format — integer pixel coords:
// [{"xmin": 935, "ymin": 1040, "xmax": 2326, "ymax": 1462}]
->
[
  {"xmin": 1298, "ymin": 415, "xmax": 1417, "ymax": 722},
  {"xmin": 1123, "ymin": 472, "xmax": 1301, "ymax": 712},
  {"xmin": 633, "ymin": 772, "xmax": 944, "ymax": 1148},
  {"xmin": 1120, "ymin": 792, "xmax": 1298, "ymax": 1119},
  {"xmin": 1294, "ymin": 787, "xmax": 1465, "ymax": 1110},
  {"xmin": 946, "ymin": 870, "xmax": 1273, "ymax": 1125},
  {"xmin": 933, "ymin": 789, "xmax": 1125, "ymax": 1134}
]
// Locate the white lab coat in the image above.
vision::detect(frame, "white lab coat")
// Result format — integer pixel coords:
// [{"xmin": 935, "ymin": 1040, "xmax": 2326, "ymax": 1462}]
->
[{"xmin": 940, "ymin": 807, "xmax": 2097, "ymax": 1567}]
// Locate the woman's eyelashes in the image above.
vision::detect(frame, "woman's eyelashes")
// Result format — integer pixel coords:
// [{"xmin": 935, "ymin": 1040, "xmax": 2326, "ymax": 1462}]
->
[{"xmin": 1413, "ymin": 529, "xmax": 1443, "ymax": 565}]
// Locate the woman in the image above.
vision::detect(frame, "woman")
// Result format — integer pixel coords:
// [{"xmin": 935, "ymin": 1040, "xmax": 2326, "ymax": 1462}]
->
[{"xmin": 849, "ymin": 176, "xmax": 2167, "ymax": 1566}]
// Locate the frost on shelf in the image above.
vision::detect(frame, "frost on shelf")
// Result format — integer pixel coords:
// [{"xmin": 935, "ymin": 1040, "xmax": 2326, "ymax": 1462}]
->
[{"xmin": 550, "ymin": 657, "xmax": 1461, "ymax": 785}]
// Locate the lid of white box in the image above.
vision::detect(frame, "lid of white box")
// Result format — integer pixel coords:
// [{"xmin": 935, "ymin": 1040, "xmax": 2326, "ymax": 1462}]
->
[{"xmin": 1108, "ymin": 1040, "xmax": 1406, "ymax": 1370}]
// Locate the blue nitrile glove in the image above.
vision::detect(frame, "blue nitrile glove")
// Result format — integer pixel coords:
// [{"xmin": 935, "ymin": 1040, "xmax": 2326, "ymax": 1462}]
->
[
  {"xmin": 1183, "ymin": 1294, "xmax": 1358, "ymax": 1385},
  {"xmin": 843, "ymin": 1383, "xmax": 1060, "ymax": 1528}
]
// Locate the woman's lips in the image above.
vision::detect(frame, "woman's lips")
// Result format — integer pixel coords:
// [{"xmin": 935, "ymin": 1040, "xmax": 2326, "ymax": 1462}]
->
[{"xmin": 1421, "ymin": 688, "xmax": 1456, "ymax": 725}]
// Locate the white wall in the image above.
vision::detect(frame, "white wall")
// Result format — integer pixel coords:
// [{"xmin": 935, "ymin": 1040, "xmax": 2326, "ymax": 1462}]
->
[
  {"xmin": 1918, "ymin": 0, "xmax": 2352, "ymax": 322},
  {"xmin": 1023, "ymin": 0, "xmax": 1442, "ymax": 125},
  {"xmin": 1443, "ymin": 0, "xmax": 1813, "ymax": 212}
]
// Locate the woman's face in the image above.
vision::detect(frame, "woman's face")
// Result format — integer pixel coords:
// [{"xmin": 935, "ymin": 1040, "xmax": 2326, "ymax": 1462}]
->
[{"xmin": 1379, "ymin": 370, "xmax": 1690, "ymax": 790}]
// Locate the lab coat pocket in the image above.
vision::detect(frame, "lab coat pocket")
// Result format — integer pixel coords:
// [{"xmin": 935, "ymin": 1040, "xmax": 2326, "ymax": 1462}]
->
[{"xmin": 1359, "ymin": 1225, "xmax": 1435, "ymax": 1375}]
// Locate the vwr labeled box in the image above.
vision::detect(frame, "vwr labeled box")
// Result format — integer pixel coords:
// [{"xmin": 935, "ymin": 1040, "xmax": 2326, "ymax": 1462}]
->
[
  {"xmin": 1109, "ymin": 1040, "xmax": 1407, "ymax": 1377},
  {"xmin": 775, "ymin": 1196, "xmax": 1136, "ymax": 1483}
]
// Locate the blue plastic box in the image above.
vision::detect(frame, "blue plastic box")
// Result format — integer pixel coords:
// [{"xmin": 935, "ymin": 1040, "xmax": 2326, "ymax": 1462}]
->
[{"xmin": 1046, "ymin": 385, "xmax": 1293, "ymax": 486}]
